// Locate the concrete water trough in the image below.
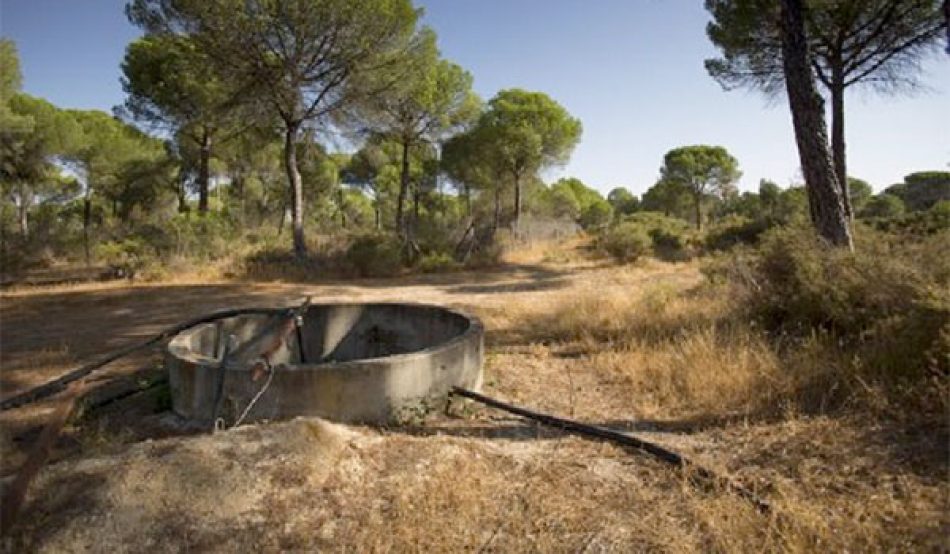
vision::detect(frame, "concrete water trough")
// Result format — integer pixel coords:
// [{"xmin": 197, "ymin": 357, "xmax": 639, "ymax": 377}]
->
[{"xmin": 165, "ymin": 303, "xmax": 484, "ymax": 425}]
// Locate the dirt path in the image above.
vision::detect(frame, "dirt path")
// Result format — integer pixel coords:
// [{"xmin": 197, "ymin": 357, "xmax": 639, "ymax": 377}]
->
[
  {"xmin": 0, "ymin": 256, "xmax": 698, "ymax": 467},
  {"xmin": 0, "ymin": 258, "xmax": 694, "ymax": 394}
]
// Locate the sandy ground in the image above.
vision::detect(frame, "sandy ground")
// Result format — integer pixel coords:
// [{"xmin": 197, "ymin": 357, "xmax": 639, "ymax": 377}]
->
[
  {"xmin": 0, "ymin": 253, "xmax": 697, "ymax": 464},
  {"xmin": 0, "ymin": 246, "xmax": 945, "ymax": 552}
]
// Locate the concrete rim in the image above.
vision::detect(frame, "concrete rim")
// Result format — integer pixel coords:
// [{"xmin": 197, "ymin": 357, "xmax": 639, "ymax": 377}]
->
[{"xmin": 168, "ymin": 301, "xmax": 483, "ymax": 369}]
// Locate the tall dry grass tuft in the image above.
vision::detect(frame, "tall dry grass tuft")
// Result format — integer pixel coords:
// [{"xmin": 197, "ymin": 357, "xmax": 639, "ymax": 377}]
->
[
  {"xmin": 503, "ymin": 243, "xmax": 946, "ymax": 424},
  {"xmin": 502, "ymin": 283, "xmax": 796, "ymax": 420},
  {"xmin": 707, "ymin": 224, "xmax": 949, "ymax": 421}
]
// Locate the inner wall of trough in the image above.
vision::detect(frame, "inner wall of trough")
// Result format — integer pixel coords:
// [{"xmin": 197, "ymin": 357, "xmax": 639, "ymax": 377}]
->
[
  {"xmin": 189, "ymin": 305, "xmax": 471, "ymax": 367},
  {"xmin": 188, "ymin": 314, "xmax": 274, "ymax": 361},
  {"xmin": 299, "ymin": 304, "xmax": 470, "ymax": 364}
]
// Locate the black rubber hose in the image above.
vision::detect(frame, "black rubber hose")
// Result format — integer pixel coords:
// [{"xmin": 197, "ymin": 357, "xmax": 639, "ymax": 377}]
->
[
  {"xmin": 0, "ymin": 306, "xmax": 284, "ymax": 412},
  {"xmin": 450, "ymin": 386, "xmax": 772, "ymax": 514}
]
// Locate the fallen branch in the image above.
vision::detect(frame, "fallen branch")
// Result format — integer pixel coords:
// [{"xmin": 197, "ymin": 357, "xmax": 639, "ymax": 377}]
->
[
  {"xmin": 1, "ymin": 381, "xmax": 86, "ymax": 533},
  {"xmin": 450, "ymin": 386, "xmax": 771, "ymax": 514}
]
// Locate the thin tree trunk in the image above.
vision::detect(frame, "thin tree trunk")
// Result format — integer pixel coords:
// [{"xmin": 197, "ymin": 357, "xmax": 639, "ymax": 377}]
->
[
  {"xmin": 371, "ymin": 183, "xmax": 381, "ymax": 230},
  {"xmin": 198, "ymin": 129, "xmax": 212, "ymax": 214},
  {"xmin": 397, "ymin": 139, "xmax": 410, "ymax": 239},
  {"xmin": 283, "ymin": 123, "xmax": 306, "ymax": 257},
  {"xmin": 512, "ymin": 172, "xmax": 522, "ymax": 231},
  {"xmin": 830, "ymin": 76, "xmax": 852, "ymax": 220},
  {"xmin": 413, "ymin": 184, "xmax": 420, "ymax": 227},
  {"xmin": 463, "ymin": 183, "xmax": 472, "ymax": 215},
  {"xmin": 176, "ymin": 169, "xmax": 189, "ymax": 213},
  {"xmin": 0, "ymin": 207, "xmax": 6, "ymax": 269},
  {"xmin": 693, "ymin": 191, "xmax": 703, "ymax": 230},
  {"xmin": 493, "ymin": 187, "xmax": 501, "ymax": 230},
  {"xmin": 82, "ymin": 192, "xmax": 92, "ymax": 267},
  {"xmin": 779, "ymin": 0, "xmax": 852, "ymax": 249},
  {"xmin": 177, "ymin": 185, "xmax": 188, "ymax": 212},
  {"xmin": 17, "ymin": 183, "xmax": 29, "ymax": 239},
  {"xmin": 339, "ymin": 188, "xmax": 346, "ymax": 229},
  {"xmin": 234, "ymin": 173, "xmax": 246, "ymax": 225},
  {"xmin": 18, "ymin": 201, "xmax": 28, "ymax": 238}
]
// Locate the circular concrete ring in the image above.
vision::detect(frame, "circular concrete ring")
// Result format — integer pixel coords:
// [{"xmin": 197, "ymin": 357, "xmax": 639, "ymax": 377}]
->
[{"xmin": 165, "ymin": 303, "xmax": 484, "ymax": 425}]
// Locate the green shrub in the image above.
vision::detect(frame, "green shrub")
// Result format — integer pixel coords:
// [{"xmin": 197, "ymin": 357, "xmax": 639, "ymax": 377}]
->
[
  {"xmin": 464, "ymin": 240, "xmax": 504, "ymax": 269},
  {"xmin": 928, "ymin": 199, "xmax": 950, "ymax": 225},
  {"xmin": 860, "ymin": 193, "xmax": 905, "ymax": 219},
  {"xmin": 620, "ymin": 211, "xmax": 690, "ymax": 231},
  {"xmin": 414, "ymin": 218, "xmax": 457, "ymax": 256},
  {"xmin": 164, "ymin": 212, "xmax": 237, "ymax": 260},
  {"xmin": 95, "ymin": 238, "xmax": 150, "ymax": 280},
  {"xmin": 344, "ymin": 234, "xmax": 404, "ymax": 277},
  {"xmin": 704, "ymin": 215, "xmax": 772, "ymax": 251},
  {"xmin": 602, "ymin": 222, "xmax": 651, "ymax": 263},
  {"xmin": 715, "ymin": 224, "xmax": 949, "ymax": 380},
  {"xmin": 617, "ymin": 212, "xmax": 696, "ymax": 259},
  {"xmin": 578, "ymin": 200, "xmax": 613, "ymax": 230},
  {"xmin": 863, "ymin": 199, "xmax": 950, "ymax": 236},
  {"xmin": 416, "ymin": 251, "xmax": 460, "ymax": 273},
  {"xmin": 133, "ymin": 223, "xmax": 176, "ymax": 257}
]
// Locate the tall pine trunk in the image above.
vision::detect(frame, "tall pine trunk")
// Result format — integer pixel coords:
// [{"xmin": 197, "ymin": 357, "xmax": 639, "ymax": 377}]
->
[
  {"xmin": 830, "ymin": 74, "xmax": 852, "ymax": 219},
  {"xmin": 283, "ymin": 123, "xmax": 306, "ymax": 258},
  {"xmin": 779, "ymin": 0, "xmax": 852, "ymax": 249}
]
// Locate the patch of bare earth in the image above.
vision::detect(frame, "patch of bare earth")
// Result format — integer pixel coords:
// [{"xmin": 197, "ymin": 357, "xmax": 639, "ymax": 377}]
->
[{"xmin": 1, "ymin": 240, "xmax": 946, "ymax": 552}]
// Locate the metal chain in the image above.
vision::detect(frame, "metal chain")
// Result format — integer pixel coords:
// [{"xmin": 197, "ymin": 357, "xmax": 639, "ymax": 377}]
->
[{"xmin": 231, "ymin": 362, "xmax": 276, "ymax": 428}]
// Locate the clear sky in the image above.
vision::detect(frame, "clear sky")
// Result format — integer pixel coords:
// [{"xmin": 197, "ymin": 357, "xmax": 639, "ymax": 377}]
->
[{"xmin": 2, "ymin": 0, "xmax": 948, "ymax": 195}]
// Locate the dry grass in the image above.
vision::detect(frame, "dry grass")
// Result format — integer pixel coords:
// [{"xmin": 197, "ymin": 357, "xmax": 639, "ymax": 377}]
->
[{"xmin": 2, "ymin": 238, "xmax": 947, "ymax": 552}]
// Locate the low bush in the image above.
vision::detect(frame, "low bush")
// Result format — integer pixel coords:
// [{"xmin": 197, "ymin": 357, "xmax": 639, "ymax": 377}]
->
[
  {"xmin": 704, "ymin": 215, "xmax": 772, "ymax": 251},
  {"xmin": 603, "ymin": 212, "xmax": 697, "ymax": 260},
  {"xmin": 164, "ymin": 212, "xmax": 237, "ymax": 260},
  {"xmin": 578, "ymin": 199, "xmax": 613, "ymax": 231},
  {"xmin": 864, "ymin": 199, "xmax": 950, "ymax": 236},
  {"xmin": 344, "ymin": 234, "xmax": 404, "ymax": 278},
  {"xmin": 416, "ymin": 251, "xmax": 460, "ymax": 273},
  {"xmin": 860, "ymin": 193, "xmax": 906, "ymax": 219},
  {"xmin": 709, "ymin": 224, "xmax": 949, "ymax": 384},
  {"xmin": 464, "ymin": 240, "xmax": 504, "ymax": 269},
  {"xmin": 95, "ymin": 238, "xmax": 151, "ymax": 281},
  {"xmin": 601, "ymin": 222, "xmax": 651, "ymax": 263}
]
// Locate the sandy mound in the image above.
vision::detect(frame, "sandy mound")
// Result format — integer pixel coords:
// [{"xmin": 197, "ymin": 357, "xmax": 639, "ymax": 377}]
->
[{"xmin": 6, "ymin": 418, "xmax": 363, "ymax": 553}]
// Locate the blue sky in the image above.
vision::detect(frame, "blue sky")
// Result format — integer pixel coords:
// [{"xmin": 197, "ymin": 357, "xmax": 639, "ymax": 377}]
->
[{"xmin": 2, "ymin": 0, "xmax": 948, "ymax": 195}]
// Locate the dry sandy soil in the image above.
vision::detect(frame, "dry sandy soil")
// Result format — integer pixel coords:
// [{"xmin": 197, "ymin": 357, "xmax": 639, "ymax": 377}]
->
[{"xmin": 0, "ymin": 241, "xmax": 946, "ymax": 552}]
